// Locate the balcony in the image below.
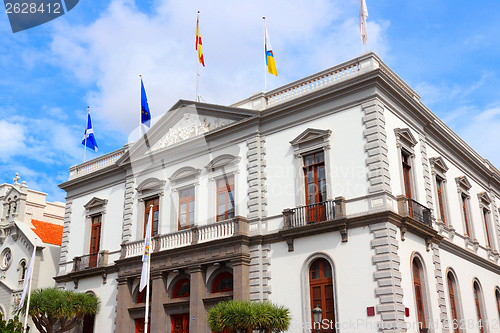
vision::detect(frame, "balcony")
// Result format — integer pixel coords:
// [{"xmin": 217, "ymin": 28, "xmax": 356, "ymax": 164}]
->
[
  {"xmin": 121, "ymin": 217, "xmax": 248, "ymax": 259},
  {"xmin": 397, "ymin": 196, "xmax": 432, "ymax": 227},
  {"xmin": 73, "ymin": 251, "xmax": 109, "ymax": 272},
  {"xmin": 283, "ymin": 197, "xmax": 347, "ymax": 229}
]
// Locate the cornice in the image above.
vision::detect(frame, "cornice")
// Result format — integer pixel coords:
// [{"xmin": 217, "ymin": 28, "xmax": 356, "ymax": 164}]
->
[{"xmin": 439, "ymin": 239, "xmax": 500, "ymax": 275}]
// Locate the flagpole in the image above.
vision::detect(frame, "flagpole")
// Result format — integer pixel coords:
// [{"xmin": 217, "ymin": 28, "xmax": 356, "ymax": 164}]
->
[
  {"xmin": 143, "ymin": 205, "xmax": 153, "ymax": 333},
  {"xmin": 139, "ymin": 75, "xmax": 143, "ymax": 137},
  {"xmin": 263, "ymin": 17, "xmax": 267, "ymax": 92},
  {"xmin": 196, "ymin": 11, "xmax": 200, "ymax": 102},
  {"xmin": 23, "ymin": 240, "xmax": 36, "ymax": 333},
  {"xmin": 83, "ymin": 107, "xmax": 89, "ymax": 163}
]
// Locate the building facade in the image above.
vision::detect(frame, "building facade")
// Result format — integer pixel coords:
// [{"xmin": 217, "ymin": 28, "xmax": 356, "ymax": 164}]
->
[
  {"xmin": 56, "ymin": 52, "xmax": 500, "ymax": 333},
  {"xmin": 0, "ymin": 174, "xmax": 64, "ymax": 329}
]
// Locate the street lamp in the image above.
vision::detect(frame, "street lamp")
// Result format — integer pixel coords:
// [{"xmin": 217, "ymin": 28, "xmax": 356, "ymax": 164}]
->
[{"xmin": 312, "ymin": 305, "xmax": 323, "ymax": 333}]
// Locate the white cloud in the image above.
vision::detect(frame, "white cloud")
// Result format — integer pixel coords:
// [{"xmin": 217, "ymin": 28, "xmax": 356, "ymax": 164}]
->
[
  {"xmin": 49, "ymin": 0, "xmax": 390, "ymax": 136},
  {"xmin": 0, "ymin": 120, "xmax": 27, "ymax": 161}
]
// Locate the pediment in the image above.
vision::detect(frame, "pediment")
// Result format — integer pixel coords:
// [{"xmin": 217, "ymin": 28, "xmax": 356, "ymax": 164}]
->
[
  {"xmin": 394, "ymin": 128, "xmax": 418, "ymax": 147},
  {"xmin": 205, "ymin": 154, "xmax": 241, "ymax": 171},
  {"xmin": 83, "ymin": 197, "xmax": 108, "ymax": 210},
  {"xmin": 477, "ymin": 192, "xmax": 492, "ymax": 205},
  {"xmin": 137, "ymin": 178, "xmax": 166, "ymax": 192},
  {"xmin": 429, "ymin": 157, "xmax": 449, "ymax": 173},
  {"xmin": 3, "ymin": 187, "xmax": 21, "ymax": 203},
  {"xmin": 455, "ymin": 176, "xmax": 472, "ymax": 191},
  {"xmin": 290, "ymin": 128, "xmax": 331, "ymax": 147},
  {"xmin": 169, "ymin": 167, "xmax": 201, "ymax": 184}
]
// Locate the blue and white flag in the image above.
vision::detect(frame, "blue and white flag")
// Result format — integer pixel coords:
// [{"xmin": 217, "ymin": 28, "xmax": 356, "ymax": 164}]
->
[
  {"xmin": 82, "ymin": 111, "xmax": 98, "ymax": 152},
  {"xmin": 139, "ymin": 206, "xmax": 153, "ymax": 292},
  {"xmin": 141, "ymin": 78, "xmax": 151, "ymax": 128}
]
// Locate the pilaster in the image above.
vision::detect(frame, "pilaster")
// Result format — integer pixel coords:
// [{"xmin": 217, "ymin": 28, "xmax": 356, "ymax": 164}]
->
[{"xmin": 189, "ymin": 266, "xmax": 206, "ymax": 333}]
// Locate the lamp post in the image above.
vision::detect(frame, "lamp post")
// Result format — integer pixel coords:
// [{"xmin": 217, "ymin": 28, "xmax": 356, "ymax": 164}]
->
[{"xmin": 312, "ymin": 305, "xmax": 323, "ymax": 333}]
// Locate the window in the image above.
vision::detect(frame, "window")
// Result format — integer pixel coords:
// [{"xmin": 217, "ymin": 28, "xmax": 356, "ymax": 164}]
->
[
  {"xmin": 171, "ymin": 313, "xmax": 189, "ymax": 333},
  {"xmin": 473, "ymin": 281, "xmax": 485, "ymax": 333},
  {"xmin": 483, "ymin": 208, "xmax": 492, "ymax": 248},
  {"xmin": 402, "ymin": 151, "xmax": 413, "ymax": 201},
  {"xmin": 134, "ymin": 318, "xmax": 150, "ymax": 333},
  {"xmin": 447, "ymin": 273, "xmax": 460, "ymax": 333},
  {"xmin": 496, "ymin": 289, "xmax": 500, "ymax": 320},
  {"xmin": 461, "ymin": 194, "xmax": 471, "ymax": 237},
  {"xmin": 436, "ymin": 177, "xmax": 447, "ymax": 226},
  {"xmin": 456, "ymin": 176, "xmax": 473, "ymax": 239},
  {"xmin": 216, "ymin": 176, "xmax": 234, "ymax": 222},
  {"xmin": 179, "ymin": 187, "xmax": 195, "ymax": 230},
  {"xmin": 18, "ymin": 261, "xmax": 27, "ymax": 281},
  {"xmin": 394, "ymin": 128, "xmax": 418, "ymax": 206},
  {"xmin": 309, "ymin": 258, "xmax": 334, "ymax": 326},
  {"xmin": 136, "ymin": 284, "xmax": 152, "ymax": 304},
  {"xmin": 303, "ymin": 151, "xmax": 326, "ymax": 205},
  {"xmin": 144, "ymin": 197, "xmax": 159, "ymax": 236},
  {"xmin": 412, "ymin": 258, "xmax": 427, "ymax": 331},
  {"xmin": 89, "ymin": 215, "xmax": 101, "ymax": 268},
  {"xmin": 173, "ymin": 279, "xmax": 190, "ymax": 298},
  {"xmin": 212, "ymin": 272, "xmax": 233, "ymax": 293}
]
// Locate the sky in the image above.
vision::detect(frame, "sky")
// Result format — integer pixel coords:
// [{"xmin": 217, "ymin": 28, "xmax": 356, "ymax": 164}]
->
[{"xmin": 0, "ymin": 0, "xmax": 499, "ymax": 202}]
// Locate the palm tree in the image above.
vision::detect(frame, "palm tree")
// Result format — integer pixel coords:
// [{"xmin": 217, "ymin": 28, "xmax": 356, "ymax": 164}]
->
[
  {"xmin": 207, "ymin": 300, "xmax": 290, "ymax": 333},
  {"xmin": 18, "ymin": 288, "xmax": 100, "ymax": 333}
]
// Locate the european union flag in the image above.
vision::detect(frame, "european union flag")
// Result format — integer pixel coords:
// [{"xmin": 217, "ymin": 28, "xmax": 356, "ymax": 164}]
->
[
  {"xmin": 82, "ymin": 111, "xmax": 98, "ymax": 152},
  {"xmin": 141, "ymin": 78, "xmax": 151, "ymax": 128}
]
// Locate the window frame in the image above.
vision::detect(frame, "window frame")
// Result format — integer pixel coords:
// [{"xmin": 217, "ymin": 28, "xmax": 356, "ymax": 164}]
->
[
  {"xmin": 308, "ymin": 258, "xmax": 335, "ymax": 327},
  {"xmin": 144, "ymin": 197, "xmax": 159, "ymax": 237},
  {"xmin": 394, "ymin": 128, "xmax": 419, "ymax": 203},
  {"xmin": 172, "ymin": 278, "xmax": 190, "ymax": 298},
  {"xmin": 89, "ymin": 214, "xmax": 102, "ymax": 268},
  {"xmin": 169, "ymin": 167, "xmax": 201, "ymax": 231},
  {"xmin": 136, "ymin": 178, "xmax": 166, "ymax": 239},
  {"xmin": 178, "ymin": 187, "xmax": 195, "ymax": 230},
  {"xmin": 83, "ymin": 197, "xmax": 107, "ymax": 262},
  {"xmin": 446, "ymin": 270, "xmax": 463, "ymax": 333},
  {"xmin": 430, "ymin": 157, "xmax": 450, "ymax": 228},
  {"xmin": 211, "ymin": 272, "xmax": 234, "ymax": 293},
  {"xmin": 455, "ymin": 176, "xmax": 475, "ymax": 241},
  {"xmin": 411, "ymin": 255, "xmax": 432, "ymax": 332},
  {"xmin": 478, "ymin": 192, "xmax": 495, "ymax": 251},
  {"xmin": 473, "ymin": 280, "xmax": 488, "ymax": 333}
]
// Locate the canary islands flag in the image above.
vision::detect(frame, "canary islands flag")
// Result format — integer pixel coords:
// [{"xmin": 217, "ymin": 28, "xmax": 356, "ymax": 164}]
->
[
  {"xmin": 264, "ymin": 22, "xmax": 278, "ymax": 76},
  {"xmin": 141, "ymin": 78, "xmax": 151, "ymax": 128},
  {"xmin": 140, "ymin": 205, "xmax": 153, "ymax": 292}
]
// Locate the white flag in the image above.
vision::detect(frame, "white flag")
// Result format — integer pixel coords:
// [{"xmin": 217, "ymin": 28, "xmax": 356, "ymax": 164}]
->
[
  {"xmin": 139, "ymin": 206, "xmax": 153, "ymax": 292},
  {"xmin": 19, "ymin": 245, "xmax": 36, "ymax": 309},
  {"xmin": 360, "ymin": 0, "xmax": 369, "ymax": 45}
]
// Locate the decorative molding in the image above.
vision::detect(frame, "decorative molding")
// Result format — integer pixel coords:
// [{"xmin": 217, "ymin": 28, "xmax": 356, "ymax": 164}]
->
[
  {"xmin": 394, "ymin": 128, "xmax": 418, "ymax": 153},
  {"xmin": 58, "ymin": 199, "xmax": 73, "ymax": 269},
  {"xmin": 477, "ymin": 192, "xmax": 492, "ymax": 205},
  {"xmin": 169, "ymin": 167, "xmax": 202, "ymax": 186},
  {"xmin": 122, "ymin": 176, "xmax": 135, "ymax": 243},
  {"xmin": 247, "ymin": 134, "xmax": 267, "ymax": 219},
  {"xmin": 455, "ymin": 176, "xmax": 472, "ymax": 192},
  {"xmin": 150, "ymin": 113, "xmax": 234, "ymax": 152},
  {"xmin": 289, "ymin": 128, "xmax": 331, "ymax": 155},
  {"xmin": 136, "ymin": 177, "xmax": 166, "ymax": 201},
  {"xmin": 419, "ymin": 134, "xmax": 434, "ymax": 210},
  {"xmin": 84, "ymin": 197, "xmax": 108, "ymax": 217},
  {"xmin": 431, "ymin": 243, "xmax": 449, "ymax": 332},
  {"xmin": 205, "ymin": 154, "xmax": 241, "ymax": 172},
  {"xmin": 370, "ymin": 222, "xmax": 406, "ymax": 331},
  {"xmin": 249, "ymin": 243, "xmax": 271, "ymax": 302},
  {"xmin": 362, "ymin": 99, "xmax": 392, "ymax": 194},
  {"xmin": 429, "ymin": 157, "xmax": 449, "ymax": 175}
]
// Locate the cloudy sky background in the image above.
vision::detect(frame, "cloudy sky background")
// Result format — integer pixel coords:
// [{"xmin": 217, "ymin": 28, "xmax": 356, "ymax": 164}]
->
[{"xmin": 0, "ymin": 0, "xmax": 499, "ymax": 201}]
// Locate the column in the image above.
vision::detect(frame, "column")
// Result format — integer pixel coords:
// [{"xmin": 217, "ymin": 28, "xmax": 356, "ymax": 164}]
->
[
  {"xmin": 115, "ymin": 279, "xmax": 134, "ymax": 333},
  {"xmin": 232, "ymin": 259, "xmax": 250, "ymax": 301},
  {"xmin": 189, "ymin": 266, "xmax": 207, "ymax": 333},
  {"xmin": 150, "ymin": 272, "xmax": 167, "ymax": 332}
]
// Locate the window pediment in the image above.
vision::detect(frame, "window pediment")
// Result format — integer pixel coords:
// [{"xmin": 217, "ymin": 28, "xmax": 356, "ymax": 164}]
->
[
  {"xmin": 455, "ymin": 176, "xmax": 472, "ymax": 192},
  {"xmin": 84, "ymin": 197, "xmax": 108, "ymax": 217},
  {"xmin": 136, "ymin": 178, "xmax": 166, "ymax": 200},
  {"xmin": 429, "ymin": 157, "xmax": 449, "ymax": 174},
  {"xmin": 394, "ymin": 128, "xmax": 418, "ymax": 152},
  {"xmin": 205, "ymin": 154, "xmax": 241, "ymax": 172},
  {"xmin": 477, "ymin": 192, "xmax": 491, "ymax": 205},
  {"xmin": 290, "ymin": 128, "xmax": 331, "ymax": 152},
  {"xmin": 169, "ymin": 167, "xmax": 201, "ymax": 186}
]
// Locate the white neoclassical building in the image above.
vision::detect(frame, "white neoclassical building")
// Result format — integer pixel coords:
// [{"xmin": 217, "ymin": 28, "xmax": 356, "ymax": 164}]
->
[
  {"xmin": 0, "ymin": 174, "xmax": 64, "ymax": 329},
  {"xmin": 56, "ymin": 52, "xmax": 500, "ymax": 333}
]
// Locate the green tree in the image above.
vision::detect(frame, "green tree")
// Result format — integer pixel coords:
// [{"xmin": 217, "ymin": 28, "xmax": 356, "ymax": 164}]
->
[
  {"xmin": 18, "ymin": 288, "xmax": 100, "ymax": 333},
  {"xmin": 0, "ymin": 313, "xmax": 22, "ymax": 333},
  {"xmin": 207, "ymin": 300, "xmax": 291, "ymax": 333}
]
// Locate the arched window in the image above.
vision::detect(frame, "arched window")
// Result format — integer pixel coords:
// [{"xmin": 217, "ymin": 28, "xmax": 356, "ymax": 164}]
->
[
  {"xmin": 447, "ymin": 272, "xmax": 460, "ymax": 333},
  {"xmin": 412, "ymin": 258, "xmax": 427, "ymax": 331},
  {"xmin": 18, "ymin": 260, "xmax": 27, "ymax": 281},
  {"xmin": 212, "ymin": 272, "xmax": 233, "ymax": 293},
  {"xmin": 309, "ymin": 258, "xmax": 334, "ymax": 326},
  {"xmin": 82, "ymin": 292, "xmax": 97, "ymax": 333},
  {"xmin": 173, "ymin": 279, "xmax": 190, "ymax": 298},
  {"xmin": 473, "ymin": 281, "xmax": 485, "ymax": 333}
]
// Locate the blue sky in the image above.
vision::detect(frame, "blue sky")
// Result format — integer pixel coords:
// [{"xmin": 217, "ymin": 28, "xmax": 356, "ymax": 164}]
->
[{"xmin": 1, "ymin": 0, "xmax": 499, "ymax": 202}]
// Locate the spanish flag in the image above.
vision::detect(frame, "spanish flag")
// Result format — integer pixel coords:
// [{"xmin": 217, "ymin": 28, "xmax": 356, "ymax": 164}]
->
[
  {"xmin": 264, "ymin": 20, "xmax": 278, "ymax": 76},
  {"xmin": 196, "ymin": 12, "xmax": 205, "ymax": 67}
]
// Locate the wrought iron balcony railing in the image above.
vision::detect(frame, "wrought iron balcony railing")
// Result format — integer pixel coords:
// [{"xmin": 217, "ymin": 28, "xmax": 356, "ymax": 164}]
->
[
  {"xmin": 397, "ymin": 196, "xmax": 432, "ymax": 228},
  {"xmin": 73, "ymin": 250, "xmax": 109, "ymax": 272},
  {"xmin": 283, "ymin": 197, "xmax": 346, "ymax": 229}
]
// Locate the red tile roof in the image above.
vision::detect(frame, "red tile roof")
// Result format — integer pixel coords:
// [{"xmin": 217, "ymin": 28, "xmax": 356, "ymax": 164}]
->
[{"xmin": 31, "ymin": 220, "xmax": 63, "ymax": 246}]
